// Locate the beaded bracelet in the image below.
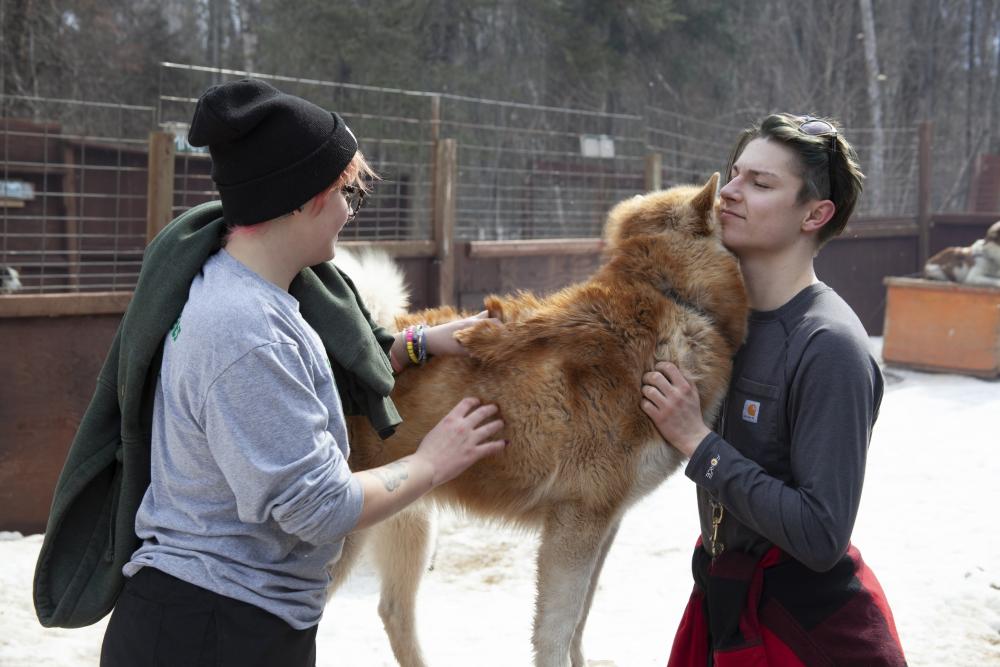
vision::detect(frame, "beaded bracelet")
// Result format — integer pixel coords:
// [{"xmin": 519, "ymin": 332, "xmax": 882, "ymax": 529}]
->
[
  {"xmin": 416, "ymin": 324, "xmax": 428, "ymax": 364},
  {"xmin": 405, "ymin": 326, "xmax": 420, "ymax": 365},
  {"xmin": 404, "ymin": 324, "xmax": 431, "ymax": 366}
]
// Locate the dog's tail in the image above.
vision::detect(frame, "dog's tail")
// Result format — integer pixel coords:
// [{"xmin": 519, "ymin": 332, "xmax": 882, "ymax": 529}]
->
[{"xmin": 333, "ymin": 248, "xmax": 410, "ymax": 329}]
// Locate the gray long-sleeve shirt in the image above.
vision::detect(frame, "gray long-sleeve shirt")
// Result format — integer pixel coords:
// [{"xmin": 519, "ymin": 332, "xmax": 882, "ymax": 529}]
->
[
  {"xmin": 124, "ymin": 249, "xmax": 364, "ymax": 629},
  {"xmin": 686, "ymin": 282, "xmax": 883, "ymax": 572}
]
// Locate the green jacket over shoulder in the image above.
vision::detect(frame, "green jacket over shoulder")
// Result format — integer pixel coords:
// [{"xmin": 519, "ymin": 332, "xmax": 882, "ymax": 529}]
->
[{"xmin": 32, "ymin": 200, "xmax": 401, "ymax": 628}]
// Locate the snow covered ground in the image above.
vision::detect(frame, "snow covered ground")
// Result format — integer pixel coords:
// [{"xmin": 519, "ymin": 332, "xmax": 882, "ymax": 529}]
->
[{"xmin": 1, "ymin": 339, "xmax": 998, "ymax": 666}]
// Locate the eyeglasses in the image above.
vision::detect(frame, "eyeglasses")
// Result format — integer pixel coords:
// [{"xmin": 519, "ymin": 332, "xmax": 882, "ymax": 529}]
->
[
  {"xmin": 341, "ymin": 184, "xmax": 367, "ymax": 220},
  {"xmin": 795, "ymin": 115, "xmax": 837, "ymax": 201}
]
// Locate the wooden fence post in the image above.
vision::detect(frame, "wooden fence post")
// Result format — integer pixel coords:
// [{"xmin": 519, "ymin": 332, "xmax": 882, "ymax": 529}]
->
[
  {"xmin": 432, "ymin": 138, "xmax": 457, "ymax": 306},
  {"xmin": 645, "ymin": 153, "xmax": 662, "ymax": 192},
  {"xmin": 146, "ymin": 131, "xmax": 176, "ymax": 244},
  {"xmin": 430, "ymin": 94, "xmax": 441, "ymax": 143},
  {"xmin": 917, "ymin": 121, "xmax": 932, "ymax": 268}
]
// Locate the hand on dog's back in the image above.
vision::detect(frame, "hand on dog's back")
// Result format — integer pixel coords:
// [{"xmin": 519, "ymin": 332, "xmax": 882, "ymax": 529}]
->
[
  {"xmin": 415, "ymin": 397, "xmax": 506, "ymax": 487},
  {"xmin": 427, "ymin": 311, "xmax": 500, "ymax": 357}
]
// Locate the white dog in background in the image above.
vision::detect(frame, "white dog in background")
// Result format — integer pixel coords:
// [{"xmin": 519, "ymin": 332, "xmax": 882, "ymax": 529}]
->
[
  {"xmin": 924, "ymin": 220, "xmax": 1000, "ymax": 288},
  {"xmin": 1, "ymin": 265, "xmax": 21, "ymax": 293},
  {"xmin": 333, "ymin": 247, "xmax": 410, "ymax": 326}
]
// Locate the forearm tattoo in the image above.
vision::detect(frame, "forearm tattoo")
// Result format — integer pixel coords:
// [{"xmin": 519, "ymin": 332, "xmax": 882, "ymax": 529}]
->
[{"xmin": 371, "ymin": 460, "xmax": 409, "ymax": 492}]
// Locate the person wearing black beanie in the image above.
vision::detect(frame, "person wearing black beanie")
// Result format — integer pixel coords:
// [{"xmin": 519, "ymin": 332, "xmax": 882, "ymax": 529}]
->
[
  {"xmin": 187, "ymin": 78, "xmax": 360, "ymax": 227},
  {"xmin": 98, "ymin": 78, "xmax": 506, "ymax": 666}
]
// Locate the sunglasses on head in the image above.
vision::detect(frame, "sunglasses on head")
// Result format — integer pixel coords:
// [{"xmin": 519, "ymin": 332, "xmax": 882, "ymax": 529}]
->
[
  {"xmin": 794, "ymin": 115, "xmax": 837, "ymax": 201},
  {"xmin": 796, "ymin": 116, "xmax": 837, "ymax": 138}
]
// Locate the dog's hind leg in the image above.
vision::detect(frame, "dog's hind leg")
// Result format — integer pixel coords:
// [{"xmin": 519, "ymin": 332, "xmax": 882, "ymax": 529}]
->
[
  {"xmin": 372, "ymin": 501, "xmax": 436, "ymax": 667},
  {"xmin": 532, "ymin": 504, "xmax": 616, "ymax": 667},
  {"xmin": 326, "ymin": 529, "xmax": 368, "ymax": 598},
  {"xmin": 569, "ymin": 518, "xmax": 621, "ymax": 667}
]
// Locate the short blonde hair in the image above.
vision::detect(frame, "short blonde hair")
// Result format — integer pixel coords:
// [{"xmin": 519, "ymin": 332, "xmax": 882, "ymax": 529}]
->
[{"xmin": 333, "ymin": 150, "xmax": 378, "ymax": 193}]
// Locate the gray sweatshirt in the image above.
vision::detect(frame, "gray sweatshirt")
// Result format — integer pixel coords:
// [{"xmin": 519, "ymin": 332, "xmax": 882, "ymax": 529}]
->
[
  {"xmin": 124, "ymin": 249, "xmax": 364, "ymax": 629},
  {"xmin": 686, "ymin": 283, "xmax": 883, "ymax": 572}
]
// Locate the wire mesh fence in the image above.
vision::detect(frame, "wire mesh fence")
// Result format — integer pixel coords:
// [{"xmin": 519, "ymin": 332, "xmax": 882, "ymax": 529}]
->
[
  {"xmin": 157, "ymin": 62, "xmax": 437, "ymax": 242},
  {"xmin": 645, "ymin": 108, "xmax": 923, "ymax": 220},
  {"xmin": 0, "ymin": 62, "xmax": 935, "ymax": 295},
  {"xmin": 844, "ymin": 127, "xmax": 921, "ymax": 219},
  {"xmin": 0, "ymin": 94, "xmax": 155, "ymax": 293},
  {"xmin": 442, "ymin": 96, "xmax": 647, "ymax": 240},
  {"xmin": 934, "ymin": 127, "xmax": 986, "ymax": 213},
  {"xmin": 645, "ymin": 106, "xmax": 741, "ymax": 188}
]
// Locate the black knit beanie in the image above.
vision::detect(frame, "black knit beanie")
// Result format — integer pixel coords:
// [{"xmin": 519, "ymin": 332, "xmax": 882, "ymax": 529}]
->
[{"xmin": 187, "ymin": 79, "xmax": 358, "ymax": 226}]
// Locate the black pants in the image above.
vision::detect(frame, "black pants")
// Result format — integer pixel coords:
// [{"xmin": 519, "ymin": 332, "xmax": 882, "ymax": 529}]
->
[{"xmin": 100, "ymin": 567, "xmax": 317, "ymax": 667}]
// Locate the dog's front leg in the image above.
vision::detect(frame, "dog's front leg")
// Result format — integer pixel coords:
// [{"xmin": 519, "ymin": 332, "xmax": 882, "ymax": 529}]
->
[
  {"xmin": 372, "ymin": 501, "xmax": 436, "ymax": 667},
  {"xmin": 569, "ymin": 519, "xmax": 620, "ymax": 667},
  {"xmin": 532, "ymin": 504, "xmax": 615, "ymax": 667}
]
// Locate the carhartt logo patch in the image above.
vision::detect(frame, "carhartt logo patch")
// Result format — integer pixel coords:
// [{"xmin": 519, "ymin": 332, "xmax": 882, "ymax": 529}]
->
[
  {"xmin": 742, "ymin": 399, "xmax": 760, "ymax": 423},
  {"xmin": 170, "ymin": 318, "xmax": 182, "ymax": 341}
]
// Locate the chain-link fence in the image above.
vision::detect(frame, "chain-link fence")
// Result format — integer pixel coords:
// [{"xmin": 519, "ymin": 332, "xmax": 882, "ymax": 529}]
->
[
  {"xmin": 846, "ymin": 127, "xmax": 921, "ymax": 219},
  {"xmin": 646, "ymin": 107, "xmax": 923, "ymax": 220},
  {"xmin": 0, "ymin": 62, "xmax": 934, "ymax": 294},
  {"xmin": 645, "ymin": 106, "xmax": 740, "ymax": 188},
  {"xmin": 0, "ymin": 95, "xmax": 156, "ymax": 293},
  {"xmin": 441, "ymin": 96, "xmax": 646, "ymax": 240},
  {"xmin": 157, "ymin": 62, "xmax": 437, "ymax": 242},
  {"xmin": 934, "ymin": 126, "xmax": 986, "ymax": 213}
]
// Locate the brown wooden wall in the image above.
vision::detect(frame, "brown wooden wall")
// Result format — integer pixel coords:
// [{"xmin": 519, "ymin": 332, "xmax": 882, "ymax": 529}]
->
[
  {"xmin": 817, "ymin": 229, "xmax": 921, "ymax": 334},
  {"xmin": 0, "ymin": 311, "xmax": 124, "ymax": 534},
  {"xmin": 931, "ymin": 214, "xmax": 999, "ymax": 251},
  {"xmin": 396, "ymin": 256, "xmax": 434, "ymax": 310},
  {"xmin": 454, "ymin": 244, "xmax": 602, "ymax": 312}
]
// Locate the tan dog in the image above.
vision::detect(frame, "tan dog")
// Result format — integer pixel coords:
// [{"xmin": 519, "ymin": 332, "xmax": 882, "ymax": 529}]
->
[{"xmin": 330, "ymin": 173, "xmax": 748, "ymax": 667}]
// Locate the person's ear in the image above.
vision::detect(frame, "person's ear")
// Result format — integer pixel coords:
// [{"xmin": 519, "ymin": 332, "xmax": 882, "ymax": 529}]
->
[{"xmin": 802, "ymin": 200, "xmax": 835, "ymax": 233}]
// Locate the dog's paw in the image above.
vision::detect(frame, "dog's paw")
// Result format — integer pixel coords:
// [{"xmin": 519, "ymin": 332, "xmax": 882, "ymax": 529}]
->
[
  {"xmin": 453, "ymin": 319, "xmax": 502, "ymax": 342},
  {"xmin": 482, "ymin": 291, "xmax": 545, "ymax": 323},
  {"xmin": 454, "ymin": 319, "xmax": 506, "ymax": 358}
]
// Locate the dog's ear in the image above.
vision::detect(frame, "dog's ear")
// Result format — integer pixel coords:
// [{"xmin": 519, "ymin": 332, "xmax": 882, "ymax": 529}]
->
[
  {"xmin": 988, "ymin": 220, "xmax": 1000, "ymax": 242},
  {"xmin": 687, "ymin": 172, "xmax": 719, "ymax": 235},
  {"xmin": 691, "ymin": 172, "xmax": 719, "ymax": 215}
]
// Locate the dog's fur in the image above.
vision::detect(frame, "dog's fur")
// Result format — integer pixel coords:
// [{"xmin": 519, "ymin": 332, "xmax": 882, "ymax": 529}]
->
[
  {"xmin": 330, "ymin": 174, "xmax": 748, "ymax": 667},
  {"xmin": 923, "ymin": 220, "xmax": 1000, "ymax": 287},
  {"xmin": 334, "ymin": 246, "xmax": 410, "ymax": 325}
]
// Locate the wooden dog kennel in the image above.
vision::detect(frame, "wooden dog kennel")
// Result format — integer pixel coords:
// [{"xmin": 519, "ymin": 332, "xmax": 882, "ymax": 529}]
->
[{"xmin": 882, "ymin": 277, "xmax": 1000, "ymax": 378}]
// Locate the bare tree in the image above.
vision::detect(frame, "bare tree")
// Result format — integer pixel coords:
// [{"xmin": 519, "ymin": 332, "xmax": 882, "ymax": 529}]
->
[
  {"xmin": 858, "ymin": 0, "xmax": 886, "ymax": 214},
  {"xmin": 234, "ymin": 0, "xmax": 257, "ymax": 75}
]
